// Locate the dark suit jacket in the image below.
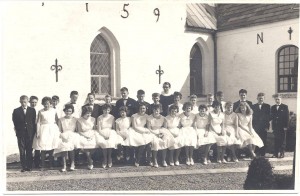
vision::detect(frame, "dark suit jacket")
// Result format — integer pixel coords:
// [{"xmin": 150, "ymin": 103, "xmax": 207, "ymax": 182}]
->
[
  {"xmin": 233, "ymin": 100, "xmax": 253, "ymax": 112},
  {"xmin": 12, "ymin": 106, "xmax": 36, "ymax": 138},
  {"xmin": 82, "ymin": 103, "xmax": 101, "ymax": 119},
  {"xmin": 271, "ymin": 103, "xmax": 289, "ymax": 130},
  {"xmin": 115, "ymin": 97, "xmax": 138, "ymax": 118},
  {"xmin": 252, "ymin": 103, "xmax": 271, "ymax": 131}
]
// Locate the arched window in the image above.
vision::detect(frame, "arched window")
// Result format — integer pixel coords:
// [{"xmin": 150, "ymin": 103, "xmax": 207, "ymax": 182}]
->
[
  {"xmin": 190, "ymin": 43, "xmax": 203, "ymax": 96},
  {"xmin": 277, "ymin": 45, "xmax": 298, "ymax": 92},
  {"xmin": 90, "ymin": 34, "xmax": 111, "ymax": 95}
]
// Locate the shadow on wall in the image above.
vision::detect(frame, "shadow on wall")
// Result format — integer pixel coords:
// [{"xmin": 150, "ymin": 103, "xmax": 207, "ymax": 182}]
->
[{"xmin": 179, "ymin": 74, "xmax": 190, "ymax": 103}]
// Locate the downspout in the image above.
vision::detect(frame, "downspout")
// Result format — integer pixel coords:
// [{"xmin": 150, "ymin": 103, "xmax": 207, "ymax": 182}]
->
[{"xmin": 213, "ymin": 31, "xmax": 217, "ymax": 94}]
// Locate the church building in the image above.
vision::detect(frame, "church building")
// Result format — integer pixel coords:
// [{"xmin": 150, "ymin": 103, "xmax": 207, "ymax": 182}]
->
[{"xmin": 1, "ymin": 2, "xmax": 298, "ymax": 154}]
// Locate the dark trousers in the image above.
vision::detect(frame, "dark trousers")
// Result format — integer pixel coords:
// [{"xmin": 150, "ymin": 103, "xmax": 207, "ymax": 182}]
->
[
  {"xmin": 254, "ymin": 129, "xmax": 267, "ymax": 156},
  {"xmin": 33, "ymin": 150, "xmax": 41, "ymax": 167},
  {"xmin": 17, "ymin": 134, "xmax": 33, "ymax": 169},
  {"xmin": 273, "ymin": 129, "xmax": 286, "ymax": 156}
]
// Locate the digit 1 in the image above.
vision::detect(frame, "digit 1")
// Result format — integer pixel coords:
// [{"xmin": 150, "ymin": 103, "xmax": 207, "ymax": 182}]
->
[
  {"xmin": 153, "ymin": 8, "xmax": 160, "ymax": 22},
  {"xmin": 121, "ymin": 3, "xmax": 129, "ymax": 18}
]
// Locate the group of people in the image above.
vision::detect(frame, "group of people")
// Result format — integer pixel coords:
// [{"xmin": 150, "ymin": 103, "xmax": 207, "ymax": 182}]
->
[{"xmin": 12, "ymin": 82, "xmax": 290, "ymax": 173}]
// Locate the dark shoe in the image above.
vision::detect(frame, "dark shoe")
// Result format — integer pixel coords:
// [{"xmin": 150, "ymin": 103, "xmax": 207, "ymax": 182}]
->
[
  {"xmin": 25, "ymin": 168, "xmax": 32, "ymax": 172},
  {"xmin": 21, "ymin": 169, "xmax": 26, "ymax": 172},
  {"xmin": 279, "ymin": 152, "xmax": 285, "ymax": 158},
  {"xmin": 271, "ymin": 154, "xmax": 278, "ymax": 158}
]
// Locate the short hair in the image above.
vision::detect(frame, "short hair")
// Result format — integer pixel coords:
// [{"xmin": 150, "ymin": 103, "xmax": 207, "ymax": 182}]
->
[
  {"xmin": 137, "ymin": 90, "xmax": 145, "ymax": 95},
  {"xmin": 215, "ymin": 91, "xmax": 224, "ymax": 97},
  {"xmin": 198, "ymin": 104, "xmax": 208, "ymax": 111},
  {"xmin": 41, "ymin": 96, "xmax": 52, "ymax": 105},
  {"xmin": 225, "ymin": 101, "xmax": 233, "ymax": 108},
  {"xmin": 152, "ymin": 93, "xmax": 160, "ymax": 98},
  {"xmin": 173, "ymin": 91, "xmax": 182, "ymax": 99},
  {"xmin": 138, "ymin": 102, "xmax": 147, "ymax": 108},
  {"xmin": 182, "ymin": 102, "xmax": 193, "ymax": 111},
  {"xmin": 151, "ymin": 104, "xmax": 162, "ymax": 112},
  {"xmin": 20, "ymin": 95, "xmax": 28, "ymax": 101},
  {"xmin": 213, "ymin": 101, "xmax": 221, "ymax": 108},
  {"xmin": 190, "ymin": 94, "xmax": 197, "ymax": 99},
  {"xmin": 70, "ymin": 91, "xmax": 78, "ymax": 97},
  {"xmin": 168, "ymin": 104, "xmax": 179, "ymax": 112},
  {"xmin": 29, "ymin": 96, "xmax": 38, "ymax": 101},
  {"xmin": 257, "ymin": 92, "xmax": 265, "ymax": 97},
  {"xmin": 102, "ymin": 103, "xmax": 112, "ymax": 111},
  {"xmin": 272, "ymin": 93, "xmax": 282, "ymax": 98},
  {"xmin": 87, "ymin": 92, "xmax": 95, "ymax": 97},
  {"xmin": 120, "ymin": 87, "xmax": 129, "ymax": 92},
  {"xmin": 235, "ymin": 102, "xmax": 253, "ymax": 115},
  {"xmin": 207, "ymin": 93, "xmax": 214, "ymax": 97},
  {"xmin": 239, "ymin": 89, "xmax": 248, "ymax": 94},
  {"xmin": 63, "ymin": 104, "xmax": 74, "ymax": 113},
  {"xmin": 119, "ymin": 106, "xmax": 128, "ymax": 113},
  {"xmin": 163, "ymin": 82, "xmax": 171, "ymax": 88},
  {"xmin": 81, "ymin": 106, "xmax": 93, "ymax": 116},
  {"xmin": 52, "ymin": 95, "xmax": 59, "ymax": 101}
]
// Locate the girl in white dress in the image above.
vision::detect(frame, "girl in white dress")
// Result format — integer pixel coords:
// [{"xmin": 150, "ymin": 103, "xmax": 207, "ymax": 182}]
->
[
  {"xmin": 115, "ymin": 106, "xmax": 132, "ymax": 161},
  {"xmin": 194, "ymin": 105, "xmax": 216, "ymax": 165},
  {"xmin": 224, "ymin": 102, "xmax": 241, "ymax": 162},
  {"xmin": 147, "ymin": 104, "xmax": 174, "ymax": 167},
  {"xmin": 96, "ymin": 104, "xmax": 122, "ymax": 168},
  {"xmin": 54, "ymin": 104, "xmax": 78, "ymax": 172},
  {"xmin": 190, "ymin": 94, "xmax": 199, "ymax": 114},
  {"xmin": 209, "ymin": 102, "xmax": 228, "ymax": 163},
  {"xmin": 235, "ymin": 102, "xmax": 264, "ymax": 159},
  {"xmin": 164, "ymin": 105, "xmax": 184, "ymax": 166},
  {"xmin": 180, "ymin": 102, "xmax": 197, "ymax": 166},
  {"xmin": 168, "ymin": 91, "xmax": 183, "ymax": 115},
  {"xmin": 32, "ymin": 97, "xmax": 60, "ymax": 170},
  {"xmin": 76, "ymin": 106, "xmax": 97, "ymax": 170},
  {"xmin": 129, "ymin": 103, "xmax": 153, "ymax": 167}
]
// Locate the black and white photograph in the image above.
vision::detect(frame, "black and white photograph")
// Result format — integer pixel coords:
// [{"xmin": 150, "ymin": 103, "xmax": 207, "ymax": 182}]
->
[{"xmin": 1, "ymin": 0, "xmax": 299, "ymax": 193}]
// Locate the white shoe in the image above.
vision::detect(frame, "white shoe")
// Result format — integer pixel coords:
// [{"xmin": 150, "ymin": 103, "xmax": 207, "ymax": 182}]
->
[
  {"xmin": 154, "ymin": 163, "xmax": 159, "ymax": 168},
  {"xmin": 190, "ymin": 158, "xmax": 194, "ymax": 166},
  {"xmin": 135, "ymin": 162, "xmax": 139, "ymax": 167},
  {"xmin": 170, "ymin": 162, "xmax": 174, "ymax": 166},
  {"xmin": 70, "ymin": 166, "xmax": 76, "ymax": 171},
  {"xmin": 88, "ymin": 165, "xmax": 93, "ymax": 170},
  {"xmin": 175, "ymin": 161, "xmax": 179, "ymax": 166},
  {"xmin": 60, "ymin": 168, "xmax": 66, "ymax": 172},
  {"xmin": 186, "ymin": 158, "xmax": 190, "ymax": 166},
  {"xmin": 162, "ymin": 161, "xmax": 168, "ymax": 167}
]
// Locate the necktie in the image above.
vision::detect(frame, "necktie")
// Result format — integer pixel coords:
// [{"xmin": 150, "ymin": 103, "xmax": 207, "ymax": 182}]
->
[{"xmin": 276, "ymin": 105, "xmax": 279, "ymax": 110}]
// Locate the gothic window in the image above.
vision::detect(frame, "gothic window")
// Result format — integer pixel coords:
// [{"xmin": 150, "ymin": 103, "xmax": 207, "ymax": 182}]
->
[
  {"xmin": 190, "ymin": 43, "xmax": 203, "ymax": 96},
  {"xmin": 90, "ymin": 34, "xmax": 111, "ymax": 95},
  {"xmin": 277, "ymin": 45, "xmax": 298, "ymax": 92}
]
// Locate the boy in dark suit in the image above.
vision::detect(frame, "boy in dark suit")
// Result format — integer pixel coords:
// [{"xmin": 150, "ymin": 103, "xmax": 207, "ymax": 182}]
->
[
  {"xmin": 81, "ymin": 93, "xmax": 101, "ymax": 119},
  {"xmin": 136, "ymin": 89, "xmax": 150, "ymax": 115},
  {"xmin": 271, "ymin": 94, "xmax": 289, "ymax": 158},
  {"xmin": 233, "ymin": 89, "xmax": 253, "ymax": 112},
  {"xmin": 252, "ymin": 93, "xmax": 271, "ymax": 156},
  {"xmin": 12, "ymin": 95, "xmax": 36, "ymax": 172},
  {"xmin": 115, "ymin": 87, "xmax": 138, "ymax": 118}
]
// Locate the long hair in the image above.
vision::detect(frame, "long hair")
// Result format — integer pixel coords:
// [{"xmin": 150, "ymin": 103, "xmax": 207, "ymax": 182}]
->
[{"xmin": 235, "ymin": 102, "xmax": 253, "ymax": 115}]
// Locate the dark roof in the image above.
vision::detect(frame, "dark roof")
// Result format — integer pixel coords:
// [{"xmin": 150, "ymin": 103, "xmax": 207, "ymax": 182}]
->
[
  {"xmin": 186, "ymin": 4, "xmax": 217, "ymax": 30},
  {"xmin": 217, "ymin": 4, "xmax": 299, "ymax": 31},
  {"xmin": 186, "ymin": 4, "xmax": 299, "ymax": 32}
]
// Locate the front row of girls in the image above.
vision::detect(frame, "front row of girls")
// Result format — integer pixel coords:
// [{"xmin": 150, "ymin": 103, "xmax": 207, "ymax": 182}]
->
[{"xmin": 33, "ymin": 96, "xmax": 264, "ymax": 172}]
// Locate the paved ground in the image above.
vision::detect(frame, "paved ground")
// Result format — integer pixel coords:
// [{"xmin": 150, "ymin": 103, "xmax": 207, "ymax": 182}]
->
[{"xmin": 6, "ymin": 152, "xmax": 295, "ymax": 191}]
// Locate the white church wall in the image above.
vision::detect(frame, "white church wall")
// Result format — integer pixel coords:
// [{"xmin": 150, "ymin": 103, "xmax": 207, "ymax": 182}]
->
[
  {"xmin": 2, "ymin": 2, "xmax": 214, "ymax": 155},
  {"xmin": 217, "ymin": 18, "xmax": 299, "ymax": 112}
]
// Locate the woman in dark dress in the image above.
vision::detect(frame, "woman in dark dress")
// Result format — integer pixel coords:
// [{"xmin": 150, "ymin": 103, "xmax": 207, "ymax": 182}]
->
[{"xmin": 159, "ymin": 82, "xmax": 174, "ymax": 117}]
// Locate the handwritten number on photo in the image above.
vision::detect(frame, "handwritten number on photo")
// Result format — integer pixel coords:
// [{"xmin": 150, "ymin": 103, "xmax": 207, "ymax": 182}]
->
[
  {"xmin": 154, "ymin": 8, "xmax": 160, "ymax": 22},
  {"xmin": 121, "ymin": 3, "xmax": 129, "ymax": 18}
]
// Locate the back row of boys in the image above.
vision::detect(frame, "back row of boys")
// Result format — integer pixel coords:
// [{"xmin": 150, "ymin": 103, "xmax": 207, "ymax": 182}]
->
[{"xmin": 28, "ymin": 86, "xmax": 289, "ymax": 158}]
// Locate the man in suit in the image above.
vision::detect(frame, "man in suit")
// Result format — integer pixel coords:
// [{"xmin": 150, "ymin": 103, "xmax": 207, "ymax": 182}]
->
[
  {"xmin": 12, "ymin": 95, "xmax": 36, "ymax": 172},
  {"xmin": 115, "ymin": 87, "xmax": 138, "ymax": 118},
  {"xmin": 212, "ymin": 91, "xmax": 226, "ymax": 112},
  {"xmin": 136, "ymin": 89, "xmax": 150, "ymax": 115},
  {"xmin": 271, "ymin": 94, "xmax": 289, "ymax": 158},
  {"xmin": 65, "ymin": 91, "xmax": 81, "ymax": 119},
  {"xmin": 233, "ymin": 89, "xmax": 253, "ymax": 112},
  {"xmin": 81, "ymin": 93, "xmax": 101, "ymax": 119},
  {"xmin": 252, "ymin": 92, "xmax": 271, "ymax": 156}
]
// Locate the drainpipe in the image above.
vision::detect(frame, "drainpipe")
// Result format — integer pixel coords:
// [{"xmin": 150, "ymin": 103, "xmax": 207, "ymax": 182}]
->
[{"xmin": 213, "ymin": 31, "xmax": 217, "ymax": 94}]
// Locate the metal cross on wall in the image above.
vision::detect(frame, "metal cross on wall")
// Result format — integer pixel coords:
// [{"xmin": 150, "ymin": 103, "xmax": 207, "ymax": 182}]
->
[
  {"xmin": 50, "ymin": 59, "xmax": 62, "ymax": 82},
  {"xmin": 156, "ymin": 65, "xmax": 164, "ymax": 84}
]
